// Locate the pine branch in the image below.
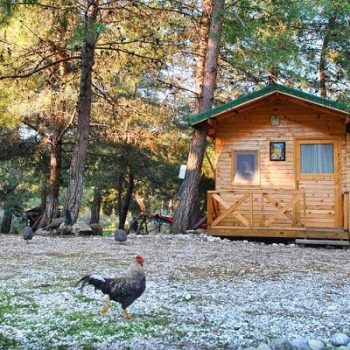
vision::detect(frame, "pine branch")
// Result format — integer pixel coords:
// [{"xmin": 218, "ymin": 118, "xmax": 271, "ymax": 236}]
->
[
  {"xmin": 95, "ymin": 46, "xmax": 164, "ymax": 62},
  {"xmin": 0, "ymin": 56, "xmax": 81, "ymax": 80},
  {"xmin": 155, "ymin": 77, "xmax": 197, "ymax": 96},
  {"xmin": 16, "ymin": 2, "xmax": 79, "ymax": 10}
]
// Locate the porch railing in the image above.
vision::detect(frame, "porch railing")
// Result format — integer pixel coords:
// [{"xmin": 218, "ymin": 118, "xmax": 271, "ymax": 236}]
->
[{"xmin": 207, "ymin": 189, "xmax": 306, "ymax": 230}]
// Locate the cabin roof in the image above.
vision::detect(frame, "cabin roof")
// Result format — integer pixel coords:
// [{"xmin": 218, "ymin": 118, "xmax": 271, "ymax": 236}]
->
[{"xmin": 189, "ymin": 84, "xmax": 350, "ymax": 126}]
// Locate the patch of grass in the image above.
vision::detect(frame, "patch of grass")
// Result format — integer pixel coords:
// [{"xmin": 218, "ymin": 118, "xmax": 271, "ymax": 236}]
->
[
  {"xmin": 0, "ymin": 333, "xmax": 19, "ymax": 349},
  {"xmin": 65, "ymin": 312, "xmax": 103, "ymax": 335},
  {"xmin": 82, "ymin": 343, "xmax": 96, "ymax": 350},
  {"xmin": 0, "ymin": 300, "xmax": 15, "ymax": 317},
  {"xmin": 120, "ymin": 316, "xmax": 172, "ymax": 338},
  {"xmin": 0, "ymin": 290, "xmax": 39, "ymax": 334},
  {"xmin": 64, "ymin": 311, "xmax": 173, "ymax": 342},
  {"xmin": 74, "ymin": 293, "xmax": 96, "ymax": 303}
]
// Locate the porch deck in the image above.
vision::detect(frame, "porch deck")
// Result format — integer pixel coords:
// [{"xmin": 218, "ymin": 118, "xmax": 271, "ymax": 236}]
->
[{"xmin": 207, "ymin": 189, "xmax": 350, "ymax": 240}]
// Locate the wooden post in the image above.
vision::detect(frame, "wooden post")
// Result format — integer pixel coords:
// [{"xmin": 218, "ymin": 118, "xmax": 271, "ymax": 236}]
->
[
  {"xmin": 261, "ymin": 193, "xmax": 265, "ymax": 227},
  {"xmin": 207, "ymin": 192, "xmax": 213, "ymax": 227},
  {"xmin": 303, "ymin": 191, "xmax": 306, "ymax": 227},
  {"xmin": 250, "ymin": 191, "xmax": 253, "ymax": 228},
  {"xmin": 344, "ymin": 192, "xmax": 349, "ymax": 231}
]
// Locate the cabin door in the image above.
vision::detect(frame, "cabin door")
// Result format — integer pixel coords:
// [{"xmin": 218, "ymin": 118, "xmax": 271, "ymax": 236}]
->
[{"xmin": 295, "ymin": 138, "xmax": 341, "ymax": 229}]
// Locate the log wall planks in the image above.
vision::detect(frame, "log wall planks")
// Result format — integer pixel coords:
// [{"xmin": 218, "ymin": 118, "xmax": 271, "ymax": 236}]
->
[{"xmin": 210, "ymin": 98, "xmax": 350, "ymax": 236}]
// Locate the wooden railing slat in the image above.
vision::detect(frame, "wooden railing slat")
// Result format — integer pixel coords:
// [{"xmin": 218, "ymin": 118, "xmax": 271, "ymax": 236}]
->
[
  {"xmin": 264, "ymin": 193, "xmax": 303, "ymax": 226},
  {"xmin": 208, "ymin": 189, "xmax": 306, "ymax": 230},
  {"xmin": 263, "ymin": 193, "xmax": 303, "ymax": 226},
  {"xmin": 212, "ymin": 192, "xmax": 250, "ymax": 226}
]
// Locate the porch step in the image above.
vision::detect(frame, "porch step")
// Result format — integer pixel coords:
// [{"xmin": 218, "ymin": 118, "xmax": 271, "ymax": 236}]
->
[{"xmin": 295, "ymin": 238, "xmax": 350, "ymax": 246}]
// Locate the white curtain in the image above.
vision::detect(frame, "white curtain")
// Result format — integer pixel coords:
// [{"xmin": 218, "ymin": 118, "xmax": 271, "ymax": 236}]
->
[{"xmin": 300, "ymin": 144, "xmax": 334, "ymax": 173}]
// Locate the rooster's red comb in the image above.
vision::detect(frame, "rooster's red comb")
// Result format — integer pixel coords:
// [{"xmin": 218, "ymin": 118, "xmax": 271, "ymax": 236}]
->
[{"xmin": 136, "ymin": 255, "xmax": 144, "ymax": 266}]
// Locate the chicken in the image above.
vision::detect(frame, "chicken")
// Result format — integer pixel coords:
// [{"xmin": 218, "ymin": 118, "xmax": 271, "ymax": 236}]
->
[
  {"xmin": 23, "ymin": 220, "xmax": 33, "ymax": 243},
  {"xmin": 114, "ymin": 229, "xmax": 127, "ymax": 243},
  {"xmin": 58, "ymin": 209, "xmax": 72, "ymax": 235},
  {"xmin": 75, "ymin": 255, "xmax": 146, "ymax": 320}
]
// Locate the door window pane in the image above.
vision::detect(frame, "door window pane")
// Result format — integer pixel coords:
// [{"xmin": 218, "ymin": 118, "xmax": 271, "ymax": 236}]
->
[{"xmin": 300, "ymin": 144, "xmax": 334, "ymax": 173}]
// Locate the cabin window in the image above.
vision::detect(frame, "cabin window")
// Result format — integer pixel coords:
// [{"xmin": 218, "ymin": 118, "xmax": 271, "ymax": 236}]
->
[
  {"xmin": 232, "ymin": 150, "xmax": 259, "ymax": 185},
  {"xmin": 300, "ymin": 143, "xmax": 334, "ymax": 174}
]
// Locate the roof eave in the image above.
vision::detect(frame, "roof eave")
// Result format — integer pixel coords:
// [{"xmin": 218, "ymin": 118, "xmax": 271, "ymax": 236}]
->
[
  {"xmin": 190, "ymin": 91, "xmax": 276, "ymax": 126},
  {"xmin": 189, "ymin": 85, "xmax": 350, "ymax": 127}
]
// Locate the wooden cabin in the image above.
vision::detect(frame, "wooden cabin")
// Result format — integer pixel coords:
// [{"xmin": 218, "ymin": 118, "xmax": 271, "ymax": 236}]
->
[{"xmin": 190, "ymin": 84, "xmax": 350, "ymax": 241}]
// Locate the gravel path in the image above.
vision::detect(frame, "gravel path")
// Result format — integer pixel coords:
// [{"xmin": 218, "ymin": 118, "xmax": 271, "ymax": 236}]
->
[{"xmin": 1, "ymin": 233, "xmax": 350, "ymax": 349}]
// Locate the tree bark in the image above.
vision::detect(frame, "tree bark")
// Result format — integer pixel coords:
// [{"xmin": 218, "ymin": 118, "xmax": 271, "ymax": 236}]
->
[
  {"xmin": 268, "ymin": 67, "xmax": 278, "ymax": 84},
  {"xmin": 64, "ymin": 1, "xmax": 99, "ymax": 223},
  {"xmin": 117, "ymin": 167, "xmax": 134, "ymax": 230},
  {"xmin": 39, "ymin": 135, "xmax": 63, "ymax": 226},
  {"xmin": 89, "ymin": 187, "xmax": 102, "ymax": 224},
  {"xmin": 40, "ymin": 176, "xmax": 48, "ymax": 215},
  {"xmin": 40, "ymin": 35, "xmax": 71, "ymax": 227},
  {"xmin": 1, "ymin": 210, "xmax": 12, "ymax": 234},
  {"xmin": 172, "ymin": 0, "xmax": 225, "ymax": 234},
  {"xmin": 194, "ymin": 1, "xmax": 211, "ymax": 111},
  {"xmin": 319, "ymin": 15, "xmax": 336, "ymax": 98}
]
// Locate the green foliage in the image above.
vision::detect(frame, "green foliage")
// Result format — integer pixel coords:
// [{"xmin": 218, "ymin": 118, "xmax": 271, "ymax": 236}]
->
[
  {"xmin": 222, "ymin": 0, "xmax": 305, "ymax": 90},
  {"xmin": 68, "ymin": 22, "xmax": 106, "ymax": 51},
  {"xmin": 297, "ymin": 0, "xmax": 350, "ymax": 97},
  {"xmin": 0, "ymin": 0, "xmax": 14, "ymax": 25},
  {"xmin": 2, "ymin": 0, "xmax": 349, "ymax": 228},
  {"xmin": 0, "ymin": 161, "xmax": 37, "ymax": 217},
  {"xmin": 221, "ymin": 0, "xmax": 350, "ymax": 101}
]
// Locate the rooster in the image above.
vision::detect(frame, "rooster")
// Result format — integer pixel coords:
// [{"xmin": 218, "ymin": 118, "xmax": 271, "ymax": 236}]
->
[{"xmin": 75, "ymin": 255, "xmax": 146, "ymax": 320}]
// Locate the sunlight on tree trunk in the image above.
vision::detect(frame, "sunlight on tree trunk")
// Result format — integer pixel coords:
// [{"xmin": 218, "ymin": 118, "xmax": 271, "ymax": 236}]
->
[
  {"xmin": 319, "ymin": 15, "xmax": 336, "ymax": 98},
  {"xmin": 40, "ymin": 136, "xmax": 63, "ymax": 226},
  {"xmin": 172, "ymin": 0, "xmax": 225, "ymax": 234},
  {"xmin": 65, "ymin": 1, "xmax": 99, "ymax": 223}
]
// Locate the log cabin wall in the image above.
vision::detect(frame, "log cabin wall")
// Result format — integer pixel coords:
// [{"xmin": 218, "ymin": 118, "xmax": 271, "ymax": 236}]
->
[
  {"xmin": 346, "ymin": 133, "xmax": 350, "ymax": 191},
  {"xmin": 213, "ymin": 99, "xmax": 347, "ymax": 230}
]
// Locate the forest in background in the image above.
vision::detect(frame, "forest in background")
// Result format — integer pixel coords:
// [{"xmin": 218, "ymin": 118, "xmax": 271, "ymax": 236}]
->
[{"xmin": 0, "ymin": 0, "xmax": 349, "ymax": 234}]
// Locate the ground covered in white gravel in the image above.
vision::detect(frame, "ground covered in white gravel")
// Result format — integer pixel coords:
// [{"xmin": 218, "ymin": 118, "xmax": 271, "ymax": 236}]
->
[{"xmin": 1, "ymin": 233, "xmax": 350, "ymax": 349}]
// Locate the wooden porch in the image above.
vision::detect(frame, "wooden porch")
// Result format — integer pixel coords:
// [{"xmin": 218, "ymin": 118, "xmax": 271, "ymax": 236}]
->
[{"xmin": 207, "ymin": 189, "xmax": 350, "ymax": 240}]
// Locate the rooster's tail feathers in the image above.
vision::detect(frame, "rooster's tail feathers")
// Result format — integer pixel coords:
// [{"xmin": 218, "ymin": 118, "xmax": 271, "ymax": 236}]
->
[{"xmin": 75, "ymin": 274, "xmax": 106, "ymax": 292}]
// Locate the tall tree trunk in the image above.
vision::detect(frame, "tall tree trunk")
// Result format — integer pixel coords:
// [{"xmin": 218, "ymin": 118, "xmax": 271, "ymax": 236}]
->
[
  {"xmin": 319, "ymin": 15, "xmax": 336, "ymax": 98},
  {"xmin": 39, "ymin": 135, "xmax": 63, "ymax": 226},
  {"xmin": 40, "ymin": 34, "xmax": 71, "ymax": 227},
  {"xmin": 172, "ymin": 0, "xmax": 225, "ymax": 234},
  {"xmin": 194, "ymin": 1, "xmax": 211, "ymax": 111},
  {"xmin": 117, "ymin": 167, "xmax": 134, "ymax": 230},
  {"xmin": 40, "ymin": 175, "xmax": 48, "ymax": 214},
  {"xmin": 89, "ymin": 187, "xmax": 102, "ymax": 224},
  {"xmin": 64, "ymin": 1, "xmax": 99, "ymax": 223},
  {"xmin": 1, "ymin": 210, "xmax": 12, "ymax": 234},
  {"xmin": 268, "ymin": 67, "xmax": 278, "ymax": 84}
]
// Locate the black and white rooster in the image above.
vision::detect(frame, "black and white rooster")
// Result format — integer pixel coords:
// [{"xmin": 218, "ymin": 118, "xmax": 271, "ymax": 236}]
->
[{"xmin": 75, "ymin": 255, "xmax": 146, "ymax": 320}]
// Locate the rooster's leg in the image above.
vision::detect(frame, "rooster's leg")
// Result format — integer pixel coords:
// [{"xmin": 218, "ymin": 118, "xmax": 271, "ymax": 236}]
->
[
  {"xmin": 100, "ymin": 298, "xmax": 112, "ymax": 316},
  {"xmin": 123, "ymin": 308, "xmax": 133, "ymax": 320}
]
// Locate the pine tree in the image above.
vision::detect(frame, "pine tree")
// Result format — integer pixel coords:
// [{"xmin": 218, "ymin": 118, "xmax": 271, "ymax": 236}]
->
[{"xmin": 172, "ymin": 0, "xmax": 225, "ymax": 233}]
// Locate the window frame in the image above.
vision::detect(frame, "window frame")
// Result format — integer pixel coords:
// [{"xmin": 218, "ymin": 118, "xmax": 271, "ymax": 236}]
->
[
  {"xmin": 231, "ymin": 149, "xmax": 260, "ymax": 186},
  {"xmin": 295, "ymin": 138, "xmax": 338, "ymax": 181}
]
